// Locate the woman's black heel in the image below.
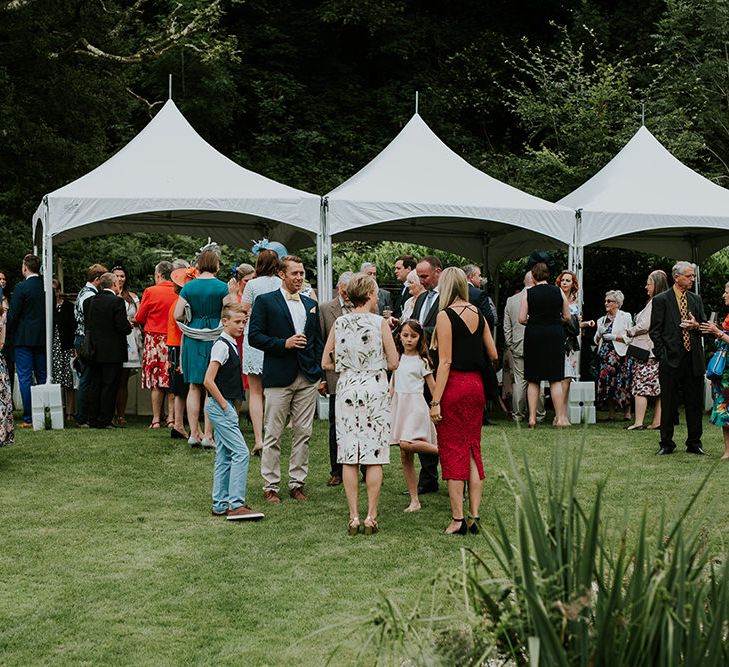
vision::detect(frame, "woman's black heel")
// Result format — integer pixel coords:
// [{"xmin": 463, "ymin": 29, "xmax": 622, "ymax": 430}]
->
[
  {"xmin": 445, "ymin": 517, "xmax": 467, "ymax": 535},
  {"xmin": 468, "ymin": 516, "xmax": 481, "ymax": 534}
]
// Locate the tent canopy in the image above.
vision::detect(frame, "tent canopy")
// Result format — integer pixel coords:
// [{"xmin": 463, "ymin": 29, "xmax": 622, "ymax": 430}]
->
[
  {"xmin": 33, "ymin": 99, "xmax": 320, "ymax": 248},
  {"xmin": 558, "ymin": 125, "xmax": 729, "ymax": 261},
  {"xmin": 324, "ymin": 113, "xmax": 575, "ymax": 266}
]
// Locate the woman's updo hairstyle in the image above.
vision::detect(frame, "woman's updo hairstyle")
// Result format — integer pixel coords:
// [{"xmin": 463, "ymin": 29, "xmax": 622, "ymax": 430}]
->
[{"xmin": 346, "ymin": 273, "xmax": 377, "ymax": 307}]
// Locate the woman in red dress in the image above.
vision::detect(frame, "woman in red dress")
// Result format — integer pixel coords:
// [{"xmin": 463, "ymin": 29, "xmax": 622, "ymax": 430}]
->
[{"xmin": 429, "ymin": 267, "xmax": 497, "ymax": 535}]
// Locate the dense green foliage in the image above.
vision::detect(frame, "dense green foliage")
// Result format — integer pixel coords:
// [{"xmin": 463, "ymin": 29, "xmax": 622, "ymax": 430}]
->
[{"xmin": 3, "ymin": 0, "xmax": 729, "ymax": 304}]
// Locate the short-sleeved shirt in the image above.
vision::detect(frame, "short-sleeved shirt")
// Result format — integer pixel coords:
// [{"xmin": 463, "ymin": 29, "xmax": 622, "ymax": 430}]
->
[
  {"xmin": 210, "ymin": 332, "xmax": 238, "ymax": 366},
  {"xmin": 393, "ymin": 353, "xmax": 431, "ymax": 394}
]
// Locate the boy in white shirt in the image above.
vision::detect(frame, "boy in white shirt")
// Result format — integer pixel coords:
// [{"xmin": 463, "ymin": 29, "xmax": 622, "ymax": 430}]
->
[{"xmin": 203, "ymin": 303, "xmax": 264, "ymax": 521}]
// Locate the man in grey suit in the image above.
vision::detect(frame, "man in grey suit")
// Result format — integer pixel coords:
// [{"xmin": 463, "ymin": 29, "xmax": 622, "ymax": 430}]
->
[
  {"xmin": 319, "ymin": 271, "xmax": 354, "ymax": 486},
  {"xmin": 360, "ymin": 262, "xmax": 392, "ymax": 315},
  {"xmin": 503, "ymin": 271, "xmax": 544, "ymax": 422}
]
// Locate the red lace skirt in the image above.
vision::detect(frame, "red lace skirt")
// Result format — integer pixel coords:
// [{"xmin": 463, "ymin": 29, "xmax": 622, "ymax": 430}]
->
[{"xmin": 436, "ymin": 370, "xmax": 485, "ymax": 481}]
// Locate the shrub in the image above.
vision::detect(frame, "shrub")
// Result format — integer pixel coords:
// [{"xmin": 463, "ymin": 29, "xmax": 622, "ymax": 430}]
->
[{"xmin": 357, "ymin": 446, "xmax": 729, "ymax": 666}]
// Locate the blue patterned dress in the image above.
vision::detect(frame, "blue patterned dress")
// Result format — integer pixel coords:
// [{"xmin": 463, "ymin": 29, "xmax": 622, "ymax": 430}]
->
[{"xmin": 710, "ymin": 316, "xmax": 729, "ymax": 427}]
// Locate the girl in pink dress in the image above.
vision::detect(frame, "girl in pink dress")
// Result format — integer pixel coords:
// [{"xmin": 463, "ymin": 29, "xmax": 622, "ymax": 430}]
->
[{"xmin": 390, "ymin": 320, "xmax": 438, "ymax": 512}]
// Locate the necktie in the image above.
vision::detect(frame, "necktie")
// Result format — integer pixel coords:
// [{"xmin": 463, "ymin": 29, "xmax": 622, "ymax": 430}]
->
[
  {"xmin": 284, "ymin": 291, "xmax": 301, "ymax": 302},
  {"xmin": 420, "ymin": 291, "xmax": 434, "ymax": 324},
  {"xmin": 679, "ymin": 292, "xmax": 691, "ymax": 351}
]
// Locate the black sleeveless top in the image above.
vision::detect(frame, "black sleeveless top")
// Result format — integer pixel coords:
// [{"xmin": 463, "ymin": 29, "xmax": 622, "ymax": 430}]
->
[
  {"xmin": 214, "ymin": 338, "xmax": 244, "ymax": 401},
  {"xmin": 444, "ymin": 307, "xmax": 486, "ymax": 372}
]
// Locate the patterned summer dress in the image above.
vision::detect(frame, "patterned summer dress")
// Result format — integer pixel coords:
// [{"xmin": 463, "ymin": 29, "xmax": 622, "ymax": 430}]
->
[
  {"xmin": 334, "ymin": 312, "xmax": 391, "ymax": 465},
  {"xmin": 596, "ymin": 319, "xmax": 634, "ymax": 410},
  {"xmin": 122, "ymin": 295, "xmax": 142, "ymax": 370},
  {"xmin": 0, "ymin": 316, "xmax": 14, "ymax": 446},
  {"xmin": 241, "ymin": 275, "xmax": 282, "ymax": 375},
  {"xmin": 710, "ymin": 314, "xmax": 729, "ymax": 427}
]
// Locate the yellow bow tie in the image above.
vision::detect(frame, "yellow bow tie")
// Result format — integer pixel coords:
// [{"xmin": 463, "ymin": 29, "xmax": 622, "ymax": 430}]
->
[{"xmin": 284, "ymin": 291, "xmax": 301, "ymax": 301}]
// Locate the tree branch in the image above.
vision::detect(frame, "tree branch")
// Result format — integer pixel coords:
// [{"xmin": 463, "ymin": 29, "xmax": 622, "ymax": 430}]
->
[
  {"xmin": 1, "ymin": 0, "xmax": 34, "ymax": 10},
  {"xmin": 126, "ymin": 88, "xmax": 165, "ymax": 117},
  {"xmin": 70, "ymin": 3, "xmax": 221, "ymax": 64}
]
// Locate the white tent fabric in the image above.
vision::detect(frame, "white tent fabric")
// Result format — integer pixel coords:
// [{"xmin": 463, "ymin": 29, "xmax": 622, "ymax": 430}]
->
[
  {"xmin": 324, "ymin": 113, "xmax": 576, "ymax": 267},
  {"xmin": 32, "ymin": 99, "xmax": 320, "ymax": 248},
  {"xmin": 559, "ymin": 125, "xmax": 729, "ymax": 261},
  {"xmin": 32, "ymin": 99, "xmax": 320, "ymax": 384}
]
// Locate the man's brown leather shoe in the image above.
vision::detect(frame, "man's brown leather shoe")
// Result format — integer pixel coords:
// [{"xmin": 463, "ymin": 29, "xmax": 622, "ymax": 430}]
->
[
  {"xmin": 289, "ymin": 487, "xmax": 308, "ymax": 502},
  {"xmin": 263, "ymin": 490, "xmax": 281, "ymax": 504},
  {"xmin": 327, "ymin": 475, "xmax": 342, "ymax": 487}
]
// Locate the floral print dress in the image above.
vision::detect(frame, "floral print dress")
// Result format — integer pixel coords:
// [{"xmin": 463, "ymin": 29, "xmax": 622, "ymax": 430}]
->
[
  {"xmin": 710, "ymin": 315, "xmax": 729, "ymax": 427},
  {"xmin": 334, "ymin": 312, "xmax": 391, "ymax": 465},
  {"xmin": 596, "ymin": 319, "xmax": 633, "ymax": 409},
  {"xmin": 0, "ymin": 316, "xmax": 14, "ymax": 446}
]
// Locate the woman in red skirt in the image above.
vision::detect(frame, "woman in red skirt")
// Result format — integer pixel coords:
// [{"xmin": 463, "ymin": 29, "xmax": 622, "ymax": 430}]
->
[{"xmin": 429, "ymin": 267, "xmax": 497, "ymax": 535}]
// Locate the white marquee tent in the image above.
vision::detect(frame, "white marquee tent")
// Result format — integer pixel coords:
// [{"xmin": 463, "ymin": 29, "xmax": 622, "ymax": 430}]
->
[
  {"xmin": 320, "ymin": 113, "xmax": 576, "ymax": 298},
  {"xmin": 559, "ymin": 125, "xmax": 729, "ymax": 270},
  {"xmin": 32, "ymin": 99, "xmax": 320, "ymax": 380}
]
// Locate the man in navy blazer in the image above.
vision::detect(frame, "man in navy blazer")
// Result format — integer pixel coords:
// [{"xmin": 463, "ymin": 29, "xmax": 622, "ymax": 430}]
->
[
  {"xmin": 6, "ymin": 254, "xmax": 46, "ymax": 426},
  {"xmin": 248, "ymin": 255, "xmax": 325, "ymax": 503}
]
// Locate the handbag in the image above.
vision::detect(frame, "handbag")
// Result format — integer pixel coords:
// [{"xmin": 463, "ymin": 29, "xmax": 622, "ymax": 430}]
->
[
  {"xmin": 627, "ymin": 344, "xmax": 650, "ymax": 363},
  {"xmin": 707, "ymin": 342, "xmax": 727, "ymax": 382}
]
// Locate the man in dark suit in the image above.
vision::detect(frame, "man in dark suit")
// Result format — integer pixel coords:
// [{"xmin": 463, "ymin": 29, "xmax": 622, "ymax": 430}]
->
[
  {"xmin": 248, "ymin": 255, "xmax": 326, "ymax": 504},
  {"xmin": 392, "ymin": 255, "xmax": 417, "ymax": 318},
  {"xmin": 319, "ymin": 271, "xmax": 354, "ymax": 486},
  {"xmin": 649, "ymin": 261, "xmax": 707, "ymax": 456},
  {"xmin": 410, "ymin": 255, "xmax": 442, "ymax": 493},
  {"xmin": 463, "ymin": 264, "xmax": 497, "ymax": 332},
  {"xmin": 6, "ymin": 254, "xmax": 46, "ymax": 427},
  {"xmin": 83, "ymin": 272, "xmax": 132, "ymax": 429}
]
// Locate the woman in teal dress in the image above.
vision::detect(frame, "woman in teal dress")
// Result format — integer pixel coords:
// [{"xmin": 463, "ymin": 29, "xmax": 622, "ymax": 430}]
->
[
  {"xmin": 174, "ymin": 247, "xmax": 229, "ymax": 447},
  {"xmin": 700, "ymin": 282, "xmax": 729, "ymax": 461}
]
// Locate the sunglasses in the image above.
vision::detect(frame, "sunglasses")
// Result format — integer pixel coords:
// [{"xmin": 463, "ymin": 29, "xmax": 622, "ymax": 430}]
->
[{"xmin": 605, "ymin": 299, "xmax": 616, "ymax": 303}]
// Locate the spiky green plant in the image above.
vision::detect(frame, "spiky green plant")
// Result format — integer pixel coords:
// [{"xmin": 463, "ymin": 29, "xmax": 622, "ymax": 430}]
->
[{"xmin": 359, "ymin": 445, "xmax": 729, "ymax": 666}]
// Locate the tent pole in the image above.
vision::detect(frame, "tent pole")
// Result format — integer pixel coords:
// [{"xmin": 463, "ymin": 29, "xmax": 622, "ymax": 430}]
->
[
  {"xmin": 691, "ymin": 239, "xmax": 700, "ymax": 294},
  {"xmin": 481, "ymin": 234, "xmax": 490, "ymax": 279},
  {"xmin": 574, "ymin": 210, "xmax": 584, "ymax": 313},
  {"xmin": 493, "ymin": 264, "xmax": 500, "ymax": 335},
  {"xmin": 568, "ymin": 244, "xmax": 574, "ymax": 274},
  {"xmin": 317, "ymin": 196, "xmax": 332, "ymax": 301},
  {"xmin": 42, "ymin": 201, "xmax": 54, "ymax": 384}
]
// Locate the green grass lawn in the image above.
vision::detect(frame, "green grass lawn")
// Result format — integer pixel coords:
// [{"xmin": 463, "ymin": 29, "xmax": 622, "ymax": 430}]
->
[{"xmin": 1, "ymin": 413, "xmax": 728, "ymax": 666}]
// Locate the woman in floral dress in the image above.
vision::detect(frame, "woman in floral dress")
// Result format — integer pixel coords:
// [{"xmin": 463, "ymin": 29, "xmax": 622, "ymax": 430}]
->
[
  {"xmin": 700, "ymin": 281, "xmax": 729, "ymax": 460},
  {"xmin": 0, "ymin": 296, "xmax": 14, "ymax": 446},
  {"xmin": 594, "ymin": 290, "xmax": 633, "ymax": 421},
  {"xmin": 322, "ymin": 273, "xmax": 398, "ymax": 535},
  {"xmin": 51, "ymin": 280, "xmax": 76, "ymax": 421}
]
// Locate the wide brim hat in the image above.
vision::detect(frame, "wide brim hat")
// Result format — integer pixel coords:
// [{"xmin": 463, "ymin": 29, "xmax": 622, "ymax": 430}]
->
[{"xmin": 171, "ymin": 267, "xmax": 200, "ymax": 287}]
